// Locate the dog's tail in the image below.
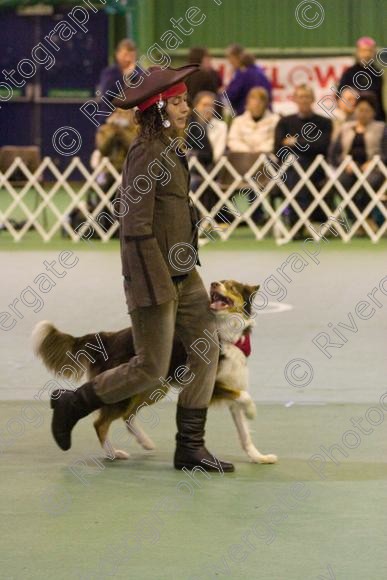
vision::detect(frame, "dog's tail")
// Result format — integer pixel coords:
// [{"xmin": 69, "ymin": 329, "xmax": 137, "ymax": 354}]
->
[{"xmin": 32, "ymin": 320, "xmax": 97, "ymax": 382}]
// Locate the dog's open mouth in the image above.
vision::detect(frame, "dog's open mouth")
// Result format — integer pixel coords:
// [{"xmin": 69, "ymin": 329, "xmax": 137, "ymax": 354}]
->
[{"xmin": 210, "ymin": 291, "xmax": 234, "ymax": 311}]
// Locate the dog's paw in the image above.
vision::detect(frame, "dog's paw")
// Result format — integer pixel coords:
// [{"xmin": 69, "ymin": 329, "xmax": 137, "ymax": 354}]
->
[
  {"xmin": 248, "ymin": 448, "xmax": 278, "ymax": 464},
  {"xmin": 138, "ymin": 437, "xmax": 156, "ymax": 451},
  {"xmin": 258, "ymin": 453, "xmax": 278, "ymax": 464},
  {"xmin": 111, "ymin": 449, "xmax": 130, "ymax": 460}
]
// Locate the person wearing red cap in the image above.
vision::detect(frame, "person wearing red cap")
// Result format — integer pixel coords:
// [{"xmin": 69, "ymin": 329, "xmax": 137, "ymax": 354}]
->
[
  {"xmin": 50, "ymin": 66, "xmax": 235, "ymax": 473},
  {"xmin": 337, "ymin": 37, "xmax": 385, "ymax": 121}
]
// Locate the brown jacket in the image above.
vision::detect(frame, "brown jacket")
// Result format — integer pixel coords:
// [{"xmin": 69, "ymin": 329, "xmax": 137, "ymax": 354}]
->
[{"xmin": 117, "ymin": 133, "xmax": 200, "ymax": 312}]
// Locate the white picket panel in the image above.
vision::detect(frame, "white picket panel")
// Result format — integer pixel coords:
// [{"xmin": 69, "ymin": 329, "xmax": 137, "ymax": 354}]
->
[{"xmin": 0, "ymin": 154, "xmax": 385, "ymax": 243}]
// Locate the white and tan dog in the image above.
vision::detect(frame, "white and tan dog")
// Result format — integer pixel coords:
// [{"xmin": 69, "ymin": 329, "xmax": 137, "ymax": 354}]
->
[{"xmin": 33, "ymin": 280, "xmax": 277, "ymax": 464}]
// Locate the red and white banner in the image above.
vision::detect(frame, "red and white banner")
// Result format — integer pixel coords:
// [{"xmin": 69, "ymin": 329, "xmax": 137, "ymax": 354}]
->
[{"xmin": 213, "ymin": 56, "xmax": 353, "ymax": 115}]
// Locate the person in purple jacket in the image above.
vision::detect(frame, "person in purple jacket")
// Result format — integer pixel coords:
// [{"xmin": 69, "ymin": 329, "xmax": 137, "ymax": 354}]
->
[{"xmin": 225, "ymin": 44, "xmax": 272, "ymax": 115}]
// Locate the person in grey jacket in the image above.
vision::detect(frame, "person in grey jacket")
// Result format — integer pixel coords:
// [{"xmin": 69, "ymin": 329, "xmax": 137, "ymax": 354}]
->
[
  {"xmin": 330, "ymin": 94, "xmax": 386, "ymax": 226},
  {"xmin": 49, "ymin": 65, "xmax": 234, "ymax": 473}
]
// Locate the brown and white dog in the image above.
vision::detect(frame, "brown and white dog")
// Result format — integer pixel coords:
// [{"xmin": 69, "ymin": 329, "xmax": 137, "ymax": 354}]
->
[{"xmin": 32, "ymin": 280, "xmax": 277, "ymax": 464}]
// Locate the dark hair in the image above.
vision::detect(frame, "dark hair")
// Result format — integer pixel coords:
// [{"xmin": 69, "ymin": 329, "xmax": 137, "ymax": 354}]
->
[
  {"xmin": 227, "ymin": 43, "xmax": 244, "ymax": 57},
  {"xmin": 241, "ymin": 52, "xmax": 256, "ymax": 67},
  {"xmin": 188, "ymin": 46, "xmax": 208, "ymax": 64},
  {"xmin": 192, "ymin": 90, "xmax": 216, "ymax": 108},
  {"xmin": 355, "ymin": 93, "xmax": 377, "ymax": 112},
  {"xmin": 134, "ymin": 105, "xmax": 165, "ymax": 141}
]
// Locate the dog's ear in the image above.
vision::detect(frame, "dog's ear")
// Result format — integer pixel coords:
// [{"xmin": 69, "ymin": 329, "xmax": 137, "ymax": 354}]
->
[
  {"xmin": 246, "ymin": 284, "xmax": 260, "ymax": 297},
  {"xmin": 241, "ymin": 284, "xmax": 260, "ymax": 311}
]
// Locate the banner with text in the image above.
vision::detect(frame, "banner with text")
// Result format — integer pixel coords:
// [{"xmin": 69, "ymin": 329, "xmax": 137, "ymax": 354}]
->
[{"xmin": 214, "ymin": 56, "xmax": 353, "ymax": 115}]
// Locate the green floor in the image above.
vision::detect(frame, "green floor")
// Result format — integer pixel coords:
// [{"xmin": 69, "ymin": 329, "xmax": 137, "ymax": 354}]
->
[
  {"xmin": 1, "ymin": 400, "xmax": 386, "ymax": 580},
  {"xmin": 1, "ymin": 230, "xmax": 386, "ymax": 578}
]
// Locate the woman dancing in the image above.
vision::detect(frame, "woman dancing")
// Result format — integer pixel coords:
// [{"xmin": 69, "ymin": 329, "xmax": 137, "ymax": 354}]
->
[{"xmin": 50, "ymin": 65, "xmax": 234, "ymax": 473}]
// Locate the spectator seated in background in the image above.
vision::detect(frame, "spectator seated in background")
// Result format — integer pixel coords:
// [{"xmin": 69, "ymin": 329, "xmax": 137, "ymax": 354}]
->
[
  {"xmin": 193, "ymin": 91, "xmax": 228, "ymax": 162},
  {"xmin": 274, "ymin": 84, "xmax": 332, "ymax": 232},
  {"xmin": 94, "ymin": 108, "xmax": 137, "ymax": 188},
  {"xmin": 98, "ymin": 38, "xmax": 142, "ymax": 102},
  {"xmin": 332, "ymin": 87, "xmax": 358, "ymax": 140},
  {"xmin": 228, "ymin": 87, "xmax": 279, "ymax": 153},
  {"xmin": 225, "ymin": 44, "xmax": 272, "ymax": 115},
  {"xmin": 185, "ymin": 47, "xmax": 222, "ymax": 106},
  {"xmin": 67, "ymin": 109, "xmax": 137, "ymax": 239},
  {"xmin": 337, "ymin": 36, "xmax": 385, "ymax": 121},
  {"xmin": 186, "ymin": 91, "xmax": 228, "ymax": 217},
  {"xmin": 329, "ymin": 94, "xmax": 387, "ymax": 228}
]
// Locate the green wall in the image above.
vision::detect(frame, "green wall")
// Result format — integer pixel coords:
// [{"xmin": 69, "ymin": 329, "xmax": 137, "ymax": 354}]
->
[
  {"xmin": 126, "ymin": 0, "xmax": 385, "ymax": 57},
  {"xmin": 5, "ymin": 0, "xmax": 383, "ymax": 60}
]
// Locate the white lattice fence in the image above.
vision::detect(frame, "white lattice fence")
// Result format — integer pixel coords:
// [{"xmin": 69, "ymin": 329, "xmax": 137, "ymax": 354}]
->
[
  {"xmin": 189, "ymin": 154, "xmax": 387, "ymax": 244},
  {"xmin": 0, "ymin": 154, "xmax": 386, "ymax": 243}
]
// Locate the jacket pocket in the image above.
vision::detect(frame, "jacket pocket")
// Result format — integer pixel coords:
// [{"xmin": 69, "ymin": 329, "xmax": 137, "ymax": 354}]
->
[{"xmin": 122, "ymin": 237, "xmax": 176, "ymax": 310}]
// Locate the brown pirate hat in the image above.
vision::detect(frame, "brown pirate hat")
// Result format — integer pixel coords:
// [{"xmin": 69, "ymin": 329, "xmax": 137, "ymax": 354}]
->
[{"xmin": 112, "ymin": 64, "xmax": 200, "ymax": 110}]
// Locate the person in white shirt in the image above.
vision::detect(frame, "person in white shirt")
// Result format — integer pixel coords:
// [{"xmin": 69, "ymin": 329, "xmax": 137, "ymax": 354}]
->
[
  {"xmin": 228, "ymin": 87, "xmax": 279, "ymax": 153},
  {"xmin": 192, "ymin": 91, "xmax": 228, "ymax": 162},
  {"xmin": 185, "ymin": 91, "xmax": 228, "ymax": 219}
]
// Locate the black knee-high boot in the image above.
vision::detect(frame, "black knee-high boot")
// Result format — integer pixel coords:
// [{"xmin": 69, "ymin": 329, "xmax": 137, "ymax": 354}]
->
[
  {"xmin": 50, "ymin": 383, "xmax": 104, "ymax": 451},
  {"xmin": 174, "ymin": 406, "xmax": 235, "ymax": 472}
]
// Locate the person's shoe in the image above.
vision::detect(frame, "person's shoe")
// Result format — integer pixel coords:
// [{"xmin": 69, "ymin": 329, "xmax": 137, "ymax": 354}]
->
[
  {"xmin": 174, "ymin": 406, "xmax": 235, "ymax": 472},
  {"xmin": 50, "ymin": 382, "xmax": 103, "ymax": 451}
]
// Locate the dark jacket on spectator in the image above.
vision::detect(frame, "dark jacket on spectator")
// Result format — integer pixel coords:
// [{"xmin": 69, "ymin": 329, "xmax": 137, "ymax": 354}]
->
[
  {"xmin": 329, "ymin": 120, "xmax": 387, "ymax": 166},
  {"xmin": 274, "ymin": 113, "xmax": 332, "ymax": 165},
  {"xmin": 226, "ymin": 64, "xmax": 272, "ymax": 115},
  {"xmin": 338, "ymin": 63, "xmax": 385, "ymax": 121},
  {"xmin": 185, "ymin": 69, "xmax": 222, "ymax": 105},
  {"xmin": 98, "ymin": 64, "xmax": 143, "ymax": 99}
]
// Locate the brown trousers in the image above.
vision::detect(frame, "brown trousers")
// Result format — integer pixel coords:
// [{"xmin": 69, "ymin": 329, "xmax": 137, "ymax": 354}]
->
[{"xmin": 93, "ymin": 269, "xmax": 219, "ymax": 409}]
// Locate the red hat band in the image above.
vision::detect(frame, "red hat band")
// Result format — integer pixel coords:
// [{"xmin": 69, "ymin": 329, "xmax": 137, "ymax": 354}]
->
[{"xmin": 137, "ymin": 82, "xmax": 187, "ymax": 112}]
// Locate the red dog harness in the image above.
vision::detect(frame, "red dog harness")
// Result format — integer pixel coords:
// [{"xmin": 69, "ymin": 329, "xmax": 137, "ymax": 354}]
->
[{"xmin": 233, "ymin": 333, "xmax": 251, "ymax": 357}]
